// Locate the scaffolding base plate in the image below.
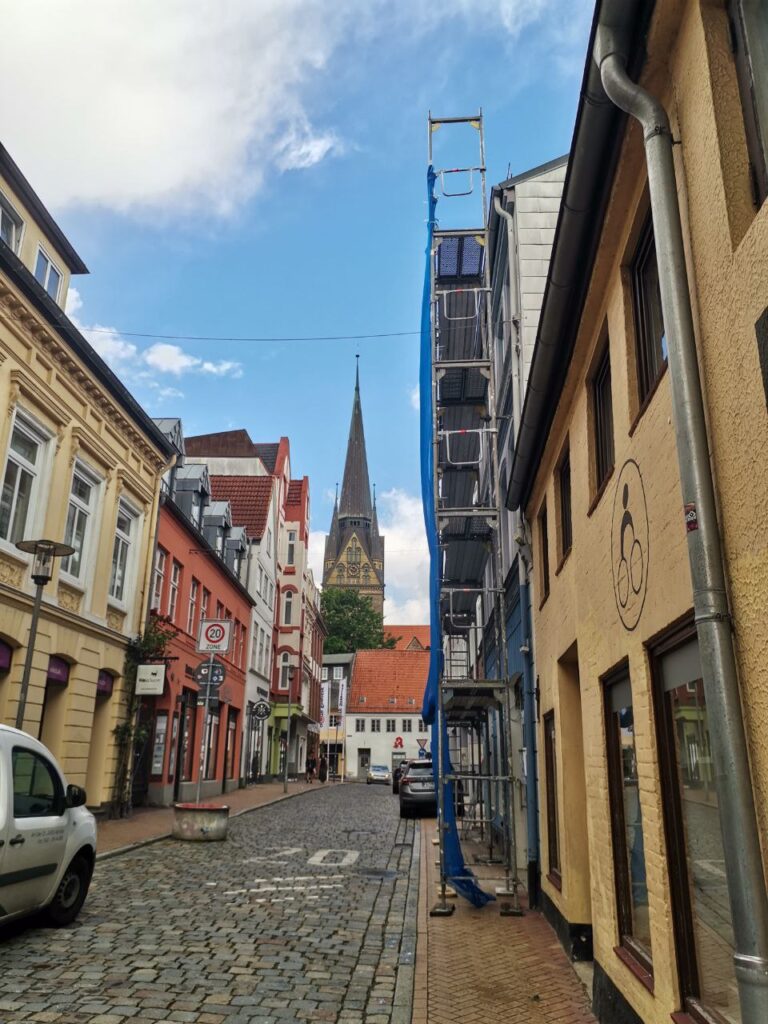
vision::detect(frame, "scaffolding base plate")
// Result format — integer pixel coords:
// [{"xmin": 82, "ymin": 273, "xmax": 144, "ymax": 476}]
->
[
  {"xmin": 430, "ymin": 902, "xmax": 457, "ymax": 917},
  {"xmin": 499, "ymin": 903, "xmax": 524, "ymax": 918},
  {"xmin": 495, "ymin": 886, "xmax": 520, "ymax": 898}
]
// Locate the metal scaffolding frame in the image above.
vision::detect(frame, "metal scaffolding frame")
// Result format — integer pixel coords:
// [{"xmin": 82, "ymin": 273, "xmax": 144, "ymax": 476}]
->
[{"xmin": 427, "ymin": 111, "xmax": 522, "ymax": 916}]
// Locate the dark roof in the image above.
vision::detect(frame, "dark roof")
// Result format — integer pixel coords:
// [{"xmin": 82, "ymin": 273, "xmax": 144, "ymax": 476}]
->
[
  {"xmin": 185, "ymin": 429, "xmax": 257, "ymax": 458},
  {"xmin": 507, "ymin": 0, "xmax": 654, "ymax": 511},
  {"xmin": 209, "ymin": 475, "xmax": 273, "ymax": 540},
  {"xmin": 339, "ymin": 363, "xmax": 373, "ymax": 520},
  {"xmin": 0, "ymin": 144, "xmax": 88, "ymax": 274},
  {"xmin": 497, "ymin": 153, "xmax": 569, "ymax": 191},
  {"xmin": 253, "ymin": 443, "xmax": 279, "ymax": 473},
  {"xmin": 0, "ymin": 242, "xmax": 174, "ymax": 460}
]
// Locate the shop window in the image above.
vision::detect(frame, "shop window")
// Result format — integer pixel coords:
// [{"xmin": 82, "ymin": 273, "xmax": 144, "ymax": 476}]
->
[
  {"xmin": 0, "ymin": 639, "xmax": 13, "ymax": 676},
  {"xmin": 632, "ymin": 217, "xmax": 668, "ymax": 404},
  {"xmin": 205, "ymin": 711, "xmax": 220, "ymax": 779},
  {"xmin": 729, "ymin": 0, "xmax": 768, "ymax": 204},
  {"xmin": 544, "ymin": 711, "xmax": 561, "ymax": 883},
  {"xmin": 653, "ymin": 630, "xmax": 740, "ymax": 1023},
  {"xmin": 592, "ymin": 342, "xmax": 615, "ymax": 490},
  {"xmin": 181, "ymin": 695, "xmax": 196, "ymax": 782},
  {"xmin": 225, "ymin": 709, "xmax": 238, "ymax": 779},
  {"xmin": 96, "ymin": 670, "xmax": 114, "ymax": 698},
  {"xmin": 604, "ymin": 669, "xmax": 653, "ymax": 971},
  {"xmin": 151, "ymin": 712, "xmax": 168, "ymax": 776},
  {"xmin": 558, "ymin": 448, "xmax": 572, "ymax": 560}
]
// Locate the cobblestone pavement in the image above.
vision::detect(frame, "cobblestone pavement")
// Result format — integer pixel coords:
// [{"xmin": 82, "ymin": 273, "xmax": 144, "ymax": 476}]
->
[{"xmin": 0, "ymin": 784, "xmax": 419, "ymax": 1024}]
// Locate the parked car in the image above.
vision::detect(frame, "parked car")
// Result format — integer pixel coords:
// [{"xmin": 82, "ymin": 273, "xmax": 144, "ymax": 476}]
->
[
  {"xmin": 366, "ymin": 764, "xmax": 392, "ymax": 785},
  {"xmin": 392, "ymin": 759, "xmax": 411, "ymax": 795},
  {"xmin": 0, "ymin": 725, "xmax": 97, "ymax": 927},
  {"xmin": 399, "ymin": 761, "xmax": 436, "ymax": 818}
]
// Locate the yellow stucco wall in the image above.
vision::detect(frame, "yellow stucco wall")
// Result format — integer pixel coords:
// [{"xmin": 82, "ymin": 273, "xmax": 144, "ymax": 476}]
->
[
  {"xmin": 0, "ymin": 182, "xmax": 168, "ymax": 807},
  {"xmin": 526, "ymin": 2, "xmax": 768, "ymax": 1021}
]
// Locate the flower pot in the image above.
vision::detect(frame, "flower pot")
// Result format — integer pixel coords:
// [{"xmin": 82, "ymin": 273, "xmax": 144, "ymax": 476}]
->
[{"xmin": 172, "ymin": 802, "xmax": 229, "ymax": 841}]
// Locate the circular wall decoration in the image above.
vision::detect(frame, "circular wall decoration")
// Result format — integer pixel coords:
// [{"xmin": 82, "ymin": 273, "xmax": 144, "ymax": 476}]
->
[{"xmin": 611, "ymin": 459, "xmax": 649, "ymax": 631}]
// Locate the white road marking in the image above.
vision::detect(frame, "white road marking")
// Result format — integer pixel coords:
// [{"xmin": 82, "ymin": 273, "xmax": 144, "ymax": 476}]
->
[{"xmin": 307, "ymin": 849, "xmax": 360, "ymax": 868}]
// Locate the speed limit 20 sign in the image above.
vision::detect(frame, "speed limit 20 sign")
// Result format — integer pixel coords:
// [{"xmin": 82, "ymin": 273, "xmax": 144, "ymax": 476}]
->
[{"xmin": 197, "ymin": 618, "xmax": 232, "ymax": 654}]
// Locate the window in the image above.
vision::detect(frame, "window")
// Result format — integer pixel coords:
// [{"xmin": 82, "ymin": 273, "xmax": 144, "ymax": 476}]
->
[
  {"xmin": 201, "ymin": 587, "xmax": 210, "ymax": 621},
  {"xmin": 402, "ymin": 719, "xmax": 412, "ymax": 732},
  {"xmin": 187, "ymin": 578, "xmax": 199, "ymax": 635},
  {"xmin": 269, "ymin": 581, "xmax": 274, "ymax": 608},
  {"xmin": 0, "ymin": 418, "xmax": 45, "ymax": 545},
  {"xmin": 151, "ymin": 548, "xmax": 167, "ymax": 611},
  {"xmin": 604, "ymin": 670, "xmax": 652, "ymax": 967},
  {"xmin": 251, "ymin": 630, "xmax": 259, "ymax": 671},
  {"xmin": 168, "ymin": 561, "xmax": 182, "ymax": 623},
  {"xmin": 729, "ymin": 0, "xmax": 768, "ymax": 205},
  {"xmin": 0, "ymin": 193, "xmax": 23, "ymax": 254},
  {"xmin": 216, "ymin": 601, "xmax": 224, "ymax": 619},
  {"xmin": 418, "ymin": 718, "xmax": 426, "ymax": 732},
  {"xmin": 348, "ymin": 541, "xmax": 361, "ymax": 564},
  {"xmin": 284, "ymin": 592, "xmax": 293, "ymax": 625},
  {"xmin": 632, "ymin": 218, "xmax": 668, "ymax": 403},
  {"xmin": 538, "ymin": 503, "xmax": 550, "ymax": 602},
  {"xmin": 258, "ymin": 564, "xmax": 264, "ymax": 594},
  {"xmin": 356, "ymin": 719, "xmax": 365, "ymax": 732},
  {"xmin": 109, "ymin": 501, "xmax": 136, "ymax": 603},
  {"xmin": 279, "ymin": 653, "xmax": 290, "ymax": 690},
  {"xmin": 329, "ymin": 714, "xmax": 340, "ymax": 728},
  {"xmin": 371, "ymin": 719, "xmax": 381, "ymax": 733},
  {"xmin": 558, "ymin": 449, "xmax": 572, "ymax": 559},
  {"xmin": 205, "ymin": 710, "xmax": 220, "ymax": 779},
  {"xmin": 12, "ymin": 747, "xmax": 62, "ymax": 817},
  {"xmin": 34, "ymin": 248, "xmax": 62, "ymax": 302},
  {"xmin": 592, "ymin": 343, "xmax": 615, "ymax": 490},
  {"xmin": 266, "ymin": 528, "xmax": 272, "ymax": 556},
  {"xmin": 653, "ymin": 630, "xmax": 740, "ymax": 1022},
  {"xmin": 61, "ymin": 465, "xmax": 98, "ymax": 580},
  {"xmin": 333, "ymin": 666, "xmax": 342, "ymax": 680},
  {"xmin": 151, "ymin": 712, "xmax": 168, "ymax": 776},
  {"xmin": 287, "ymin": 530, "xmax": 296, "ymax": 565},
  {"xmin": 543, "ymin": 711, "xmax": 561, "ymax": 882},
  {"xmin": 321, "ymin": 666, "xmax": 329, "ymax": 680},
  {"xmin": 386, "ymin": 719, "xmax": 396, "ymax": 732}
]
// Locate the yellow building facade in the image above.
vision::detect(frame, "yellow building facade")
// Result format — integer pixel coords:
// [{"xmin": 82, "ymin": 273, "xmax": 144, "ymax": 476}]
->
[
  {"xmin": 0, "ymin": 145, "xmax": 173, "ymax": 808},
  {"xmin": 508, "ymin": 4, "xmax": 768, "ymax": 1023}
]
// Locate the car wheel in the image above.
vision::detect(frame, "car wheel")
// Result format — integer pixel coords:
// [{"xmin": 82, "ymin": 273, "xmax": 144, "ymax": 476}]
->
[{"xmin": 46, "ymin": 854, "xmax": 92, "ymax": 927}]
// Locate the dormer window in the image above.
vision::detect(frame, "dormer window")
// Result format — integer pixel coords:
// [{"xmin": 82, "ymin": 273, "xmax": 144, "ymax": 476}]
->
[
  {"xmin": 34, "ymin": 247, "xmax": 62, "ymax": 302},
  {"xmin": 0, "ymin": 193, "xmax": 23, "ymax": 255}
]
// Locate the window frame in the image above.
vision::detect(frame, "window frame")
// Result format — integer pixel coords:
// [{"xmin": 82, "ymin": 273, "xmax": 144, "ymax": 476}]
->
[
  {"xmin": 355, "ymin": 718, "xmax": 365, "ymax": 733},
  {"xmin": 592, "ymin": 341, "xmax": 615, "ymax": 493},
  {"xmin": 34, "ymin": 246, "xmax": 62, "ymax": 302},
  {"xmin": 279, "ymin": 653, "xmax": 290, "ymax": 691},
  {"xmin": 12, "ymin": 746, "xmax": 65, "ymax": 818},
  {"xmin": 0, "ymin": 414, "xmax": 49, "ymax": 548},
  {"xmin": 538, "ymin": 502, "xmax": 550, "ymax": 603},
  {"xmin": 729, "ymin": 0, "xmax": 768, "ymax": 206},
  {"xmin": 631, "ymin": 217, "xmax": 668, "ymax": 405},
  {"xmin": 370, "ymin": 719, "xmax": 381, "ymax": 733},
  {"xmin": 151, "ymin": 548, "xmax": 167, "ymax": 612},
  {"xmin": 543, "ymin": 711, "xmax": 561, "ymax": 886},
  {"xmin": 168, "ymin": 560, "xmax": 182, "ymax": 623},
  {"xmin": 187, "ymin": 577, "xmax": 200, "ymax": 635},
  {"xmin": 558, "ymin": 447, "xmax": 572, "ymax": 562},
  {"xmin": 108, "ymin": 498, "xmax": 138, "ymax": 605},
  {"xmin": 284, "ymin": 591, "xmax": 293, "ymax": 625},
  {"xmin": 287, "ymin": 530, "xmax": 296, "ymax": 566},
  {"xmin": 0, "ymin": 190, "xmax": 24, "ymax": 255},
  {"xmin": 60, "ymin": 461, "xmax": 101, "ymax": 583}
]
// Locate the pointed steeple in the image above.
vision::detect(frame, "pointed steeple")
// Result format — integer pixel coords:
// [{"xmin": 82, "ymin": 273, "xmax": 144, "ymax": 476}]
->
[
  {"xmin": 324, "ymin": 484, "xmax": 340, "ymax": 562},
  {"xmin": 339, "ymin": 358, "xmax": 373, "ymax": 521}
]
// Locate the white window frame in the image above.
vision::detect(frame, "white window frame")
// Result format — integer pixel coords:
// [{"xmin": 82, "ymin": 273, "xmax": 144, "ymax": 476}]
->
[
  {"xmin": 279, "ymin": 653, "xmax": 290, "ymax": 691},
  {"xmin": 0, "ymin": 412, "xmax": 50, "ymax": 550},
  {"xmin": 168, "ymin": 560, "xmax": 182, "ymax": 623},
  {"xmin": 371, "ymin": 719, "xmax": 381, "ymax": 733},
  {"xmin": 266, "ymin": 528, "xmax": 272, "ymax": 556},
  {"xmin": 0, "ymin": 190, "xmax": 24, "ymax": 255},
  {"xmin": 284, "ymin": 591, "xmax": 293, "ymax": 625},
  {"xmin": 355, "ymin": 719, "xmax": 365, "ymax": 733},
  {"xmin": 152, "ymin": 548, "xmax": 167, "ymax": 612},
  {"xmin": 321, "ymin": 666, "xmax": 329, "ymax": 680},
  {"xmin": 108, "ymin": 498, "xmax": 139, "ymax": 605},
  {"xmin": 402, "ymin": 719, "xmax": 412, "ymax": 732},
  {"xmin": 60, "ymin": 461, "xmax": 101, "ymax": 584},
  {"xmin": 34, "ymin": 245, "xmax": 62, "ymax": 303},
  {"xmin": 187, "ymin": 577, "xmax": 199, "ymax": 635},
  {"xmin": 333, "ymin": 666, "xmax": 342, "ymax": 680},
  {"xmin": 287, "ymin": 530, "xmax": 296, "ymax": 566},
  {"xmin": 201, "ymin": 586, "xmax": 210, "ymax": 621}
]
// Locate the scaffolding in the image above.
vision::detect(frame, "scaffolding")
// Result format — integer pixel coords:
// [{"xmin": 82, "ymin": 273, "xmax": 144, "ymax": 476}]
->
[{"xmin": 426, "ymin": 111, "xmax": 522, "ymax": 916}]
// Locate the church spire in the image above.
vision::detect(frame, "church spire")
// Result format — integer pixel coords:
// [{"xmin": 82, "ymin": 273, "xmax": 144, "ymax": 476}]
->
[{"xmin": 339, "ymin": 358, "xmax": 373, "ymax": 521}]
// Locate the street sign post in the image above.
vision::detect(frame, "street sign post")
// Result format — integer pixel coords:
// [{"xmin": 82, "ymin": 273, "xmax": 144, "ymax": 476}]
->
[{"xmin": 194, "ymin": 620, "xmax": 231, "ymax": 804}]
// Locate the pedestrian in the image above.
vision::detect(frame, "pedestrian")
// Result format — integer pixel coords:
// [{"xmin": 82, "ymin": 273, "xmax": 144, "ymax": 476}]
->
[
  {"xmin": 318, "ymin": 753, "xmax": 328, "ymax": 784},
  {"xmin": 306, "ymin": 753, "xmax": 316, "ymax": 783}
]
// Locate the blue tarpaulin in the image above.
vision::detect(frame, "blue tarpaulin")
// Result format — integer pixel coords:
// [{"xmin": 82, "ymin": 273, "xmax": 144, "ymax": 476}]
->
[{"xmin": 420, "ymin": 166, "xmax": 494, "ymax": 909}]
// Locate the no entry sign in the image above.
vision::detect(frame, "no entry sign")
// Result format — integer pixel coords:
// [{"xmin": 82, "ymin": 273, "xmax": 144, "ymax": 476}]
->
[{"xmin": 197, "ymin": 618, "xmax": 232, "ymax": 654}]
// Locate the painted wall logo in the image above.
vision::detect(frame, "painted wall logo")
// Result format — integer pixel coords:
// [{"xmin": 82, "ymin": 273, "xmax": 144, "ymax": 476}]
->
[{"xmin": 611, "ymin": 460, "xmax": 649, "ymax": 631}]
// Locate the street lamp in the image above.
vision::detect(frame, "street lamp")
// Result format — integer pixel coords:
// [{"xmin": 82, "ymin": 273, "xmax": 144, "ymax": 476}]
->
[
  {"xmin": 283, "ymin": 666, "xmax": 296, "ymax": 794},
  {"xmin": 14, "ymin": 539, "xmax": 75, "ymax": 732}
]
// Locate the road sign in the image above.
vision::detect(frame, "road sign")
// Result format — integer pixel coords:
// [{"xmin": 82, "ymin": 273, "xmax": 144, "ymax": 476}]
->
[
  {"xmin": 253, "ymin": 700, "xmax": 271, "ymax": 721},
  {"xmin": 197, "ymin": 618, "xmax": 232, "ymax": 653},
  {"xmin": 136, "ymin": 664, "xmax": 165, "ymax": 695},
  {"xmin": 418, "ymin": 748, "xmax": 428, "ymax": 758},
  {"xmin": 193, "ymin": 658, "xmax": 226, "ymax": 689},
  {"xmin": 417, "ymin": 738, "xmax": 428, "ymax": 750}
]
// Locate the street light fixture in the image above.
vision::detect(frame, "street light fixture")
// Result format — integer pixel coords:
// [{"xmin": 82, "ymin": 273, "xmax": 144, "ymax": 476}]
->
[{"xmin": 14, "ymin": 538, "xmax": 75, "ymax": 732}]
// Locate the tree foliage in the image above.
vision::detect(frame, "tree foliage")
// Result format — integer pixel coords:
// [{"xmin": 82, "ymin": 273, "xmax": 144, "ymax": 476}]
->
[{"xmin": 321, "ymin": 587, "xmax": 397, "ymax": 654}]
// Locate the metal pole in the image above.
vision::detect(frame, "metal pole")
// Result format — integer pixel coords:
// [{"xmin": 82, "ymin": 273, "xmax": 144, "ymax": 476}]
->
[
  {"xmin": 195, "ymin": 650, "xmax": 214, "ymax": 805},
  {"xmin": 596, "ymin": 30, "xmax": 768, "ymax": 1018},
  {"xmin": 283, "ymin": 671, "xmax": 293, "ymax": 794},
  {"xmin": 16, "ymin": 582, "xmax": 44, "ymax": 731}
]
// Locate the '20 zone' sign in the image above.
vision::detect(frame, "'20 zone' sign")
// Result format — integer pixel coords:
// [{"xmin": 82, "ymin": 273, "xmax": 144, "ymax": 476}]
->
[{"xmin": 197, "ymin": 619, "xmax": 232, "ymax": 654}]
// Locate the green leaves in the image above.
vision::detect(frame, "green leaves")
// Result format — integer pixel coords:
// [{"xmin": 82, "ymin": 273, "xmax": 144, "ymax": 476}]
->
[{"xmin": 320, "ymin": 588, "xmax": 396, "ymax": 654}]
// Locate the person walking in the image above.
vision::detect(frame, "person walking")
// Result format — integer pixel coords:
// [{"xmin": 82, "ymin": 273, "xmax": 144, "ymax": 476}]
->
[
  {"xmin": 305, "ymin": 753, "xmax": 316, "ymax": 784},
  {"xmin": 318, "ymin": 754, "xmax": 328, "ymax": 784}
]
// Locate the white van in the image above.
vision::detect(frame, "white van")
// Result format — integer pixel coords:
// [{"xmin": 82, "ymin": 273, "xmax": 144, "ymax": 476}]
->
[{"xmin": 0, "ymin": 724, "xmax": 97, "ymax": 926}]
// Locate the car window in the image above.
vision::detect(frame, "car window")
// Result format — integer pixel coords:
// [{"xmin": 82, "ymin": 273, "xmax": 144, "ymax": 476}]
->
[
  {"xmin": 407, "ymin": 764, "xmax": 433, "ymax": 777},
  {"xmin": 372, "ymin": 765, "xmax": 388, "ymax": 771},
  {"xmin": 12, "ymin": 747, "xmax": 63, "ymax": 818}
]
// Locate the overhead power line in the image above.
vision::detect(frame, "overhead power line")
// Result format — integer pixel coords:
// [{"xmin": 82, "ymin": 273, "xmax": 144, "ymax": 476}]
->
[{"xmin": 72, "ymin": 323, "xmax": 422, "ymax": 343}]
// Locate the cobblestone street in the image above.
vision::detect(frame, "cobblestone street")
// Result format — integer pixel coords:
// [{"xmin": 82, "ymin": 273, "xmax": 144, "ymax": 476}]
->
[{"xmin": 0, "ymin": 785, "xmax": 419, "ymax": 1024}]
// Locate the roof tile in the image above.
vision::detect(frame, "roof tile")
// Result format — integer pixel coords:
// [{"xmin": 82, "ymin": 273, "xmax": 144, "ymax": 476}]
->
[
  {"xmin": 385, "ymin": 625, "xmax": 431, "ymax": 652},
  {"xmin": 348, "ymin": 649, "xmax": 429, "ymax": 713},
  {"xmin": 209, "ymin": 475, "xmax": 273, "ymax": 539}
]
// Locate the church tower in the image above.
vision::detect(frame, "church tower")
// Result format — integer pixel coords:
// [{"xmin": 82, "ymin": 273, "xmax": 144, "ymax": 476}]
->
[{"xmin": 323, "ymin": 361, "xmax": 385, "ymax": 615}]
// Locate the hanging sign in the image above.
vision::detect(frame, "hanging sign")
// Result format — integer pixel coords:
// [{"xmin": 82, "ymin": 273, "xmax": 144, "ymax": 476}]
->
[
  {"xmin": 253, "ymin": 700, "xmax": 271, "ymax": 721},
  {"xmin": 136, "ymin": 664, "xmax": 166, "ymax": 695},
  {"xmin": 193, "ymin": 658, "xmax": 226, "ymax": 689},
  {"xmin": 197, "ymin": 619, "xmax": 232, "ymax": 654}
]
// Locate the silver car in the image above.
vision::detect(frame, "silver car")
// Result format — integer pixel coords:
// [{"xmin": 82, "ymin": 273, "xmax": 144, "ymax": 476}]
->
[{"xmin": 366, "ymin": 764, "xmax": 392, "ymax": 785}]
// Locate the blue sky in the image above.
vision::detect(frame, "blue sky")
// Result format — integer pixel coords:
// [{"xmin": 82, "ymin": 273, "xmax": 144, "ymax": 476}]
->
[{"xmin": 2, "ymin": 0, "xmax": 593, "ymax": 621}]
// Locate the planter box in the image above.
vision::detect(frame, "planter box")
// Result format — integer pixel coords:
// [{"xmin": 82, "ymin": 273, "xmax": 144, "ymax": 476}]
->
[{"xmin": 172, "ymin": 803, "xmax": 229, "ymax": 841}]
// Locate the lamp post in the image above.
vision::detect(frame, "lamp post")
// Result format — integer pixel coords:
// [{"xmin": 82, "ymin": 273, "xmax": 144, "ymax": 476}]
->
[
  {"xmin": 14, "ymin": 539, "xmax": 75, "ymax": 732},
  {"xmin": 283, "ymin": 666, "xmax": 296, "ymax": 794}
]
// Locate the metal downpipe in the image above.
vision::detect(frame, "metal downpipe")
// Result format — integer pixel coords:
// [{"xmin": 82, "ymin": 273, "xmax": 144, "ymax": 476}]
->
[{"xmin": 595, "ymin": 28, "xmax": 768, "ymax": 1020}]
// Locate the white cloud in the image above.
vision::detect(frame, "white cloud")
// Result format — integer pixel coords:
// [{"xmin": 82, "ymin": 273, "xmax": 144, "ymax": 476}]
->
[
  {"xmin": 307, "ymin": 529, "xmax": 327, "ymax": 587},
  {"xmin": 409, "ymin": 385, "xmax": 420, "ymax": 412},
  {"xmin": 377, "ymin": 488, "xmax": 429, "ymax": 626},
  {"xmin": 1, "ymin": 1, "xmax": 589, "ymax": 218},
  {"xmin": 66, "ymin": 288, "xmax": 242, "ymax": 383}
]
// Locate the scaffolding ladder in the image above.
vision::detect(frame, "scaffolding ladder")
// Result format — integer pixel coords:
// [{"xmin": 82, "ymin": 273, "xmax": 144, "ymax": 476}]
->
[{"xmin": 427, "ymin": 111, "xmax": 522, "ymax": 917}]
